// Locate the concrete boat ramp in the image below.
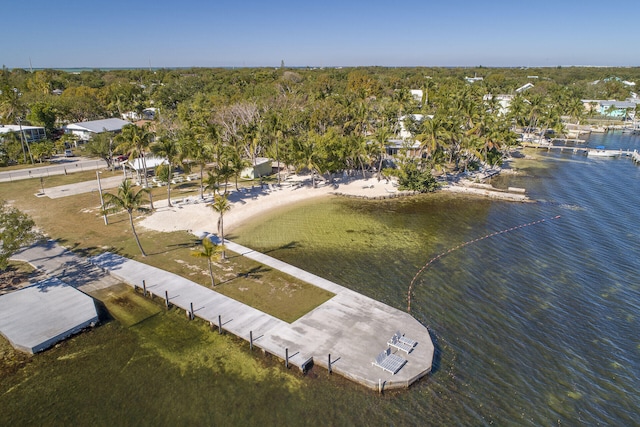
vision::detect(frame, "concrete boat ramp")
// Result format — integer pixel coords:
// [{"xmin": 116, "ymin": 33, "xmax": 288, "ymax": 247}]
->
[{"xmin": 90, "ymin": 239, "xmax": 435, "ymax": 390}]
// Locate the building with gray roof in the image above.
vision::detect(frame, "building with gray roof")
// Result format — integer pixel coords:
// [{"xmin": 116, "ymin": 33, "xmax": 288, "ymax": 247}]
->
[{"xmin": 65, "ymin": 118, "xmax": 131, "ymax": 141}]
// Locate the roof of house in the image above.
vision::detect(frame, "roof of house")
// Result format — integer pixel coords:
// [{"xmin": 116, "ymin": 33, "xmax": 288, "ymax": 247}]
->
[
  {"xmin": 0, "ymin": 124, "xmax": 45, "ymax": 134},
  {"xmin": 125, "ymin": 155, "xmax": 167, "ymax": 172},
  {"xmin": 600, "ymin": 101, "xmax": 637, "ymax": 109},
  {"xmin": 385, "ymin": 139, "xmax": 421, "ymax": 149},
  {"xmin": 65, "ymin": 118, "xmax": 131, "ymax": 133},
  {"xmin": 515, "ymin": 83, "xmax": 535, "ymax": 93}
]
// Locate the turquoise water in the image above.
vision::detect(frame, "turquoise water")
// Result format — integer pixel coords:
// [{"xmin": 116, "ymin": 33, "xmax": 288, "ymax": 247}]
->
[{"xmin": 232, "ymin": 132, "xmax": 640, "ymax": 424}]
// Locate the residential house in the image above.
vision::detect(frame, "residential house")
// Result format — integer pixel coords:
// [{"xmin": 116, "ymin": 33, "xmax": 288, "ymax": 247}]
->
[
  {"xmin": 515, "ymin": 83, "xmax": 534, "ymax": 93},
  {"xmin": 64, "ymin": 118, "xmax": 131, "ymax": 142},
  {"xmin": 0, "ymin": 124, "xmax": 47, "ymax": 143},
  {"xmin": 598, "ymin": 100, "xmax": 637, "ymax": 119},
  {"xmin": 398, "ymin": 114, "xmax": 425, "ymax": 140}
]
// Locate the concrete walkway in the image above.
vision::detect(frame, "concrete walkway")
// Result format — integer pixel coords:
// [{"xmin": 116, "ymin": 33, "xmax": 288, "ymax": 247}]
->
[
  {"xmin": 11, "ymin": 239, "xmax": 434, "ymax": 390},
  {"xmin": 90, "ymin": 238, "xmax": 435, "ymax": 390},
  {"xmin": 11, "ymin": 240, "xmax": 121, "ymax": 294}
]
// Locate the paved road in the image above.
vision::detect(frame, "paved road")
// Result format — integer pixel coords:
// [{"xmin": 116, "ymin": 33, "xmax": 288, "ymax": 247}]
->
[{"xmin": 0, "ymin": 157, "xmax": 108, "ymax": 183}]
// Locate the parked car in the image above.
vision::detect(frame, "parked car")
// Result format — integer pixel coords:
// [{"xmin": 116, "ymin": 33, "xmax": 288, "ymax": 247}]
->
[{"xmin": 64, "ymin": 149, "xmax": 74, "ymax": 157}]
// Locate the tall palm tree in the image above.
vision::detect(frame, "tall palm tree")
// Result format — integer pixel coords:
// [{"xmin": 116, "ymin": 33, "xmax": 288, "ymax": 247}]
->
[
  {"xmin": 373, "ymin": 126, "xmax": 392, "ymax": 181},
  {"xmin": 151, "ymin": 135, "xmax": 180, "ymax": 207},
  {"xmin": 210, "ymin": 193, "xmax": 231, "ymax": 260},
  {"xmin": 102, "ymin": 179, "xmax": 150, "ymax": 257},
  {"xmin": 180, "ymin": 135, "xmax": 214, "ymax": 200},
  {"xmin": 191, "ymin": 236, "xmax": 223, "ymax": 287},
  {"xmin": 116, "ymin": 123, "xmax": 155, "ymax": 209}
]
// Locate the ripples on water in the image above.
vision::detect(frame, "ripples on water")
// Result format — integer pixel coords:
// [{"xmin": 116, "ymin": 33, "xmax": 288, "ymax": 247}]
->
[{"xmin": 234, "ymin": 132, "xmax": 640, "ymax": 424}]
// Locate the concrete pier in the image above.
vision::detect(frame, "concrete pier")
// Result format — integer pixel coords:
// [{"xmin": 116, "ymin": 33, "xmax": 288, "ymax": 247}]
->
[{"xmin": 90, "ymin": 240, "xmax": 435, "ymax": 390}]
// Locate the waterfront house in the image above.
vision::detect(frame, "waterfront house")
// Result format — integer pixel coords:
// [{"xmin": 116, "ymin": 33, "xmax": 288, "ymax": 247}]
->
[{"xmin": 598, "ymin": 100, "xmax": 637, "ymax": 119}]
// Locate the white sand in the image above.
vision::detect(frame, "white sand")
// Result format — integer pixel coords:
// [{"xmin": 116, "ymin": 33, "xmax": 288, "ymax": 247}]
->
[{"xmin": 139, "ymin": 174, "xmax": 529, "ymax": 235}]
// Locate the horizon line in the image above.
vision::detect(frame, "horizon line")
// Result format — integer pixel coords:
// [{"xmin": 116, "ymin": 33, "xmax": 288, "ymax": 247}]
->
[{"xmin": 7, "ymin": 64, "xmax": 640, "ymax": 71}]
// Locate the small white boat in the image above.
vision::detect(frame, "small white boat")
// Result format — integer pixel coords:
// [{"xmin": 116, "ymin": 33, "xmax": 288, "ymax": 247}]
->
[{"xmin": 587, "ymin": 146, "xmax": 619, "ymax": 157}]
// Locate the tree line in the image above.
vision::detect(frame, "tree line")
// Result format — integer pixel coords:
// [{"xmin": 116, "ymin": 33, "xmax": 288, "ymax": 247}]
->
[{"xmin": 2, "ymin": 65, "xmax": 639, "ymax": 181}]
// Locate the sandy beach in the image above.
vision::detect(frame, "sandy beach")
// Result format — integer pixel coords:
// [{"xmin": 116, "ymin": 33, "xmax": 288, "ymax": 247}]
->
[{"xmin": 139, "ymin": 173, "xmax": 528, "ymax": 235}]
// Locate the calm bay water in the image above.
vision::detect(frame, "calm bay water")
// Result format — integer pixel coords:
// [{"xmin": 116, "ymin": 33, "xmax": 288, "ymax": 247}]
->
[
  {"xmin": 232, "ymin": 132, "xmax": 640, "ymax": 424},
  {"xmin": 2, "ymin": 132, "xmax": 638, "ymax": 425}
]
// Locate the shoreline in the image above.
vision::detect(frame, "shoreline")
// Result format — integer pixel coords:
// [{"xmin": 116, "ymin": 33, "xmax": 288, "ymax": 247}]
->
[{"xmin": 139, "ymin": 173, "xmax": 529, "ymax": 235}]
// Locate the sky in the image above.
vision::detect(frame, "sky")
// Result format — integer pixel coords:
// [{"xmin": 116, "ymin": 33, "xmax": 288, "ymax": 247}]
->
[{"xmin": 2, "ymin": 0, "xmax": 639, "ymax": 69}]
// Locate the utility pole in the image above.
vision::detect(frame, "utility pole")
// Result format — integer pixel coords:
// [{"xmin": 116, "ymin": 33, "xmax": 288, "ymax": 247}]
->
[{"xmin": 96, "ymin": 170, "xmax": 108, "ymax": 225}]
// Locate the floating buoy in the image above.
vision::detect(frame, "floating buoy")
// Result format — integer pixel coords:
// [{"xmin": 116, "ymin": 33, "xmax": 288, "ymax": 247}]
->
[{"xmin": 407, "ymin": 215, "xmax": 562, "ymax": 312}]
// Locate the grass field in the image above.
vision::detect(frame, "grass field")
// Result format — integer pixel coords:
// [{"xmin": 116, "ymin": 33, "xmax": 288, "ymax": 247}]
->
[{"xmin": 1, "ymin": 168, "xmax": 333, "ymax": 323}]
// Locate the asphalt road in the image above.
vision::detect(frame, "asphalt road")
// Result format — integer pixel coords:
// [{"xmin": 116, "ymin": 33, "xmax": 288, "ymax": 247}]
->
[{"xmin": 0, "ymin": 156, "xmax": 108, "ymax": 183}]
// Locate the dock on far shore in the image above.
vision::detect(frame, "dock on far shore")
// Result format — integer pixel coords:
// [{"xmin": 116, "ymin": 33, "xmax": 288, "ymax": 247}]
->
[
  {"xmin": 90, "ymin": 239, "xmax": 435, "ymax": 391},
  {"xmin": 521, "ymin": 142, "xmax": 640, "ymax": 162}
]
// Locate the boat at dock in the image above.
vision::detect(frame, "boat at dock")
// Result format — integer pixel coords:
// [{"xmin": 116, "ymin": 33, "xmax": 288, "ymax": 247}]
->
[{"xmin": 587, "ymin": 146, "xmax": 619, "ymax": 157}]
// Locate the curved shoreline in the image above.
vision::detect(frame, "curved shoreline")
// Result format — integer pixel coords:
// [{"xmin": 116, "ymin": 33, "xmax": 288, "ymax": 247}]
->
[{"xmin": 139, "ymin": 175, "xmax": 529, "ymax": 235}]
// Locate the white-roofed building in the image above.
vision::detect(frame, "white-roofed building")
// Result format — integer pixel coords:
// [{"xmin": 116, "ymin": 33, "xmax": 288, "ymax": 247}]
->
[
  {"xmin": 64, "ymin": 118, "xmax": 131, "ymax": 141},
  {"xmin": 515, "ymin": 83, "xmax": 534, "ymax": 93},
  {"xmin": 398, "ymin": 114, "xmax": 425, "ymax": 140},
  {"xmin": 241, "ymin": 157, "xmax": 272, "ymax": 179},
  {"xmin": 0, "ymin": 124, "xmax": 47, "ymax": 143},
  {"xmin": 410, "ymin": 89, "xmax": 424, "ymax": 104}
]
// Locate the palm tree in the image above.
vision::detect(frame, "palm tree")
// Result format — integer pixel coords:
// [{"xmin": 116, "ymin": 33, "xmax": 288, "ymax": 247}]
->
[
  {"xmin": 191, "ymin": 236, "xmax": 223, "ymax": 287},
  {"xmin": 151, "ymin": 135, "xmax": 180, "ymax": 207},
  {"xmin": 102, "ymin": 179, "xmax": 150, "ymax": 257},
  {"xmin": 210, "ymin": 193, "xmax": 231, "ymax": 260},
  {"xmin": 116, "ymin": 123, "xmax": 155, "ymax": 209},
  {"xmin": 180, "ymin": 135, "xmax": 214, "ymax": 200},
  {"xmin": 373, "ymin": 126, "xmax": 392, "ymax": 181}
]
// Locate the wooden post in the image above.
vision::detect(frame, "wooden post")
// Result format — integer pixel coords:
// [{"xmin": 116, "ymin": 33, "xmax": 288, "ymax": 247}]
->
[
  {"xmin": 190, "ymin": 302, "xmax": 194, "ymax": 320},
  {"xmin": 328, "ymin": 354, "xmax": 332, "ymax": 374},
  {"xmin": 142, "ymin": 280, "xmax": 147, "ymax": 296},
  {"xmin": 379, "ymin": 379, "xmax": 382, "ymax": 393},
  {"xmin": 218, "ymin": 315, "xmax": 222, "ymax": 334},
  {"xmin": 165, "ymin": 290, "xmax": 170, "ymax": 308},
  {"xmin": 285, "ymin": 348, "xmax": 289, "ymax": 369},
  {"xmin": 250, "ymin": 331, "xmax": 253, "ymax": 351}
]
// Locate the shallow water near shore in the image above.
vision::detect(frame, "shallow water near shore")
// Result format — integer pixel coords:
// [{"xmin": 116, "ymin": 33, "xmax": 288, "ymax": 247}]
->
[
  {"xmin": 2, "ymin": 132, "xmax": 639, "ymax": 425},
  {"xmin": 232, "ymin": 131, "xmax": 640, "ymax": 424}
]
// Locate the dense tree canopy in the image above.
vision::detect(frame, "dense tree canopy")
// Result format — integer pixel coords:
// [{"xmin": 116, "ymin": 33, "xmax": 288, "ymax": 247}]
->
[{"xmin": 2, "ymin": 65, "xmax": 639, "ymax": 189}]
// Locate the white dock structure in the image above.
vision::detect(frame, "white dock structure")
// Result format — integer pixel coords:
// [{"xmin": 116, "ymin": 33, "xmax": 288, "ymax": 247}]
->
[
  {"xmin": 90, "ymin": 239, "xmax": 435, "ymax": 390},
  {"xmin": 522, "ymin": 143, "xmax": 640, "ymax": 161}
]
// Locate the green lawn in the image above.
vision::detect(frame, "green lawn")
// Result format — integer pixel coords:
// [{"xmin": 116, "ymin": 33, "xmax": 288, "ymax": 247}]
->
[{"xmin": 1, "ymin": 170, "xmax": 333, "ymax": 323}]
